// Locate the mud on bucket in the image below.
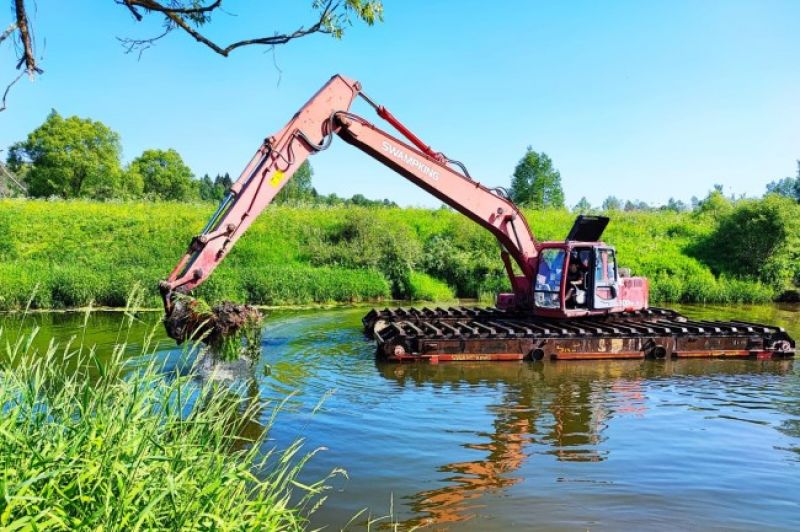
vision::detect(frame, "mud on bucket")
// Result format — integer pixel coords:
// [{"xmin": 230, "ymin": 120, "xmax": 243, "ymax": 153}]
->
[{"xmin": 164, "ymin": 294, "xmax": 264, "ymax": 358}]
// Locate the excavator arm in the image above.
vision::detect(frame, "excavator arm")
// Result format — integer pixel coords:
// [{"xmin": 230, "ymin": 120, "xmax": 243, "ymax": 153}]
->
[{"xmin": 161, "ymin": 74, "xmax": 539, "ymax": 314}]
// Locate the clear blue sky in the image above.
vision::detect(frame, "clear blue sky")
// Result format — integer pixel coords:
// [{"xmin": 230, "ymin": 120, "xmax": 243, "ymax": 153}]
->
[{"xmin": 2, "ymin": 0, "xmax": 798, "ymax": 207}]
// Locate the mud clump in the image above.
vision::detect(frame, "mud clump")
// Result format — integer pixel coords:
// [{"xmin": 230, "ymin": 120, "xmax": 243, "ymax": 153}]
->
[{"xmin": 164, "ymin": 295, "xmax": 264, "ymax": 359}]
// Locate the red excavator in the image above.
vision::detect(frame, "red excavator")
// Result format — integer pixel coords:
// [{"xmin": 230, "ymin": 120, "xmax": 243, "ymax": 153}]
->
[{"xmin": 161, "ymin": 74, "xmax": 794, "ymax": 362}]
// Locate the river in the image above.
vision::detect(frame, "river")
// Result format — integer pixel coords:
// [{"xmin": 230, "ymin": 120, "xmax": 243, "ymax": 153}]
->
[{"xmin": 2, "ymin": 303, "xmax": 799, "ymax": 530}]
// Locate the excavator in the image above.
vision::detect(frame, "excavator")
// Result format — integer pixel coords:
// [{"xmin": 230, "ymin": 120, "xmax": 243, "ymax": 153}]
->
[{"xmin": 160, "ymin": 74, "xmax": 795, "ymax": 362}]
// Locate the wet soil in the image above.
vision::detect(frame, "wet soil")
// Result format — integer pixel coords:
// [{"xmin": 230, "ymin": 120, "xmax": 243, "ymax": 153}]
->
[{"xmin": 164, "ymin": 296, "xmax": 263, "ymax": 346}]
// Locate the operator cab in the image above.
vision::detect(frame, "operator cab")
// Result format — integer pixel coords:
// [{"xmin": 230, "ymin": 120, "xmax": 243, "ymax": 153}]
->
[{"xmin": 532, "ymin": 216, "xmax": 626, "ymax": 317}]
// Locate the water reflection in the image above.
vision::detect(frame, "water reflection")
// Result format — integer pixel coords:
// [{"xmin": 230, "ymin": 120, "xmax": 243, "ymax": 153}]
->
[{"xmin": 377, "ymin": 359, "xmax": 795, "ymax": 528}]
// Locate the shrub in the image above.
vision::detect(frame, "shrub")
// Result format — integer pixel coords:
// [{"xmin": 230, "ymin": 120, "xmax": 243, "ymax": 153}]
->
[
  {"xmin": 408, "ymin": 272, "xmax": 455, "ymax": 302},
  {"xmin": 306, "ymin": 209, "xmax": 420, "ymax": 298},
  {"xmin": 242, "ymin": 265, "xmax": 390, "ymax": 305},
  {"xmin": 694, "ymin": 195, "xmax": 800, "ymax": 287}
]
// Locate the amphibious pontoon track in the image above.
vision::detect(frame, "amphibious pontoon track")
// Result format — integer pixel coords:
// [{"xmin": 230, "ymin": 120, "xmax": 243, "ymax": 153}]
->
[{"xmin": 363, "ymin": 306, "xmax": 795, "ymax": 362}]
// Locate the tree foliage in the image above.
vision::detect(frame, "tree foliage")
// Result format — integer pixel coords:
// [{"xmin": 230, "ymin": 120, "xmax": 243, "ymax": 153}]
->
[
  {"xmin": 572, "ymin": 197, "xmax": 592, "ymax": 213},
  {"xmin": 624, "ymin": 200, "xmax": 651, "ymax": 211},
  {"xmin": 7, "ymin": 111, "xmax": 127, "ymax": 199},
  {"xmin": 602, "ymin": 196, "xmax": 621, "ymax": 211},
  {"xmin": 197, "ymin": 172, "xmax": 232, "ymax": 202},
  {"xmin": 663, "ymin": 197, "xmax": 687, "ymax": 212},
  {"xmin": 696, "ymin": 187, "xmax": 733, "ymax": 218},
  {"xmin": 275, "ymin": 161, "xmax": 315, "ymax": 204},
  {"xmin": 509, "ymin": 147, "xmax": 565, "ymax": 208},
  {"xmin": 127, "ymin": 149, "xmax": 196, "ymax": 201},
  {"xmin": 695, "ymin": 195, "xmax": 800, "ymax": 286},
  {"xmin": 766, "ymin": 161, "xmax": 800, "ymax": 202}
]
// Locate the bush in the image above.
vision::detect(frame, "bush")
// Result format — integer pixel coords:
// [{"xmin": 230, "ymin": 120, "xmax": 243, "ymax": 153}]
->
[
  {"xmin": 242, "ymin": 265, "xmax": 390, "ymax": 305},
  {"xmin": 306, "ymin": 209, "xmax": 420, "ymax": 298},
  {"xmin": 408, "ymin": 272, "xmax": 455, "ymax": 302},
  {"xmin": 693, "ymin": 195, "xmax": 800, "ymax": 287}
]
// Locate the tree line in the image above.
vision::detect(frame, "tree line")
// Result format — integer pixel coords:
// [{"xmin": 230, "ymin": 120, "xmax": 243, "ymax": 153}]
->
[
  {"xmin": 5, "ymin": 111, "xmax": 797, "ymax": 210},
  {"xmin": 508, "ymin": 146, "xmax": 800, "ymax": 212},
  {"xmin": 4, "ymin": 110, "xmax": 396, "ymax": 206}
]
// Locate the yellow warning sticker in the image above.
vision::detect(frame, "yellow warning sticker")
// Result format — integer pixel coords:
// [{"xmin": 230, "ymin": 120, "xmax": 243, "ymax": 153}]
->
[{"xmin": 270, "ymin": 170, "xmax": 284, "ymax": 188}]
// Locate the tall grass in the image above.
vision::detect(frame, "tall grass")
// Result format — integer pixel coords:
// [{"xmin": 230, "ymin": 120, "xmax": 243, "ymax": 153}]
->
[
  {"xmin": 0, "ymin": 198, "xmax": 793, "ymax": 309},
  {"xmin": 0, "ymin": 314, "xmax": 333, "ymax": 529}
]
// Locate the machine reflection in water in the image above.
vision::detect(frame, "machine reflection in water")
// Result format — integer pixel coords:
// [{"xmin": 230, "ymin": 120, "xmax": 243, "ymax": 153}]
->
[{"xmin": 375, "ymin": 359, "xmax": 794, "ymax": 528}]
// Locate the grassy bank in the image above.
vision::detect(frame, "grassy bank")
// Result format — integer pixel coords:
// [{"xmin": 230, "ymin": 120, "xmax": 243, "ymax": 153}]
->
[
  {"xmin": 0, "ymin": 198, "xmax": 795, "ymax": 310},
  {"xmin": 0, "ymin": 325, "xmax": 327, "ymax": 529}
]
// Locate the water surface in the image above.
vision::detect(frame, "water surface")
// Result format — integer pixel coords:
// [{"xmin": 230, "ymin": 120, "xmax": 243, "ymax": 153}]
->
[{"xmin": 2, "ymin": 304, "xmax": 799, "ymax": 530}]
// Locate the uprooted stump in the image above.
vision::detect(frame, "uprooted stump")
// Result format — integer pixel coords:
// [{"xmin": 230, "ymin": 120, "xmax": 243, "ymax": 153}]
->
[{"xmin": 164, "ymin": 295, "xmax": 264, "ymax": 361}]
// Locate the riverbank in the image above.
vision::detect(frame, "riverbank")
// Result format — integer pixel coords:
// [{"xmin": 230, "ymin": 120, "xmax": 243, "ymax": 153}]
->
[{"xmin": 0, "ymin": 198, "xmax": 790, "ymax": 310}]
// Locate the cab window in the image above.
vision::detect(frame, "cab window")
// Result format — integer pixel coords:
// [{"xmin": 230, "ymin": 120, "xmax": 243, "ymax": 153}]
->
[
  {"xmin": 535, "ymin": 249, "xmax": 565, "ymax": 309},
  {"xmin": 595, "ymin": 249, "xmax": 617, "ymax": 286}
]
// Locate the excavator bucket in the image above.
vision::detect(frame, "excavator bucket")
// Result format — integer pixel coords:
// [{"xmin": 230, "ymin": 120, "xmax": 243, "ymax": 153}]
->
[{"xmin": 163, "ymin": 293, "xmax": 263, "ymax": 349}]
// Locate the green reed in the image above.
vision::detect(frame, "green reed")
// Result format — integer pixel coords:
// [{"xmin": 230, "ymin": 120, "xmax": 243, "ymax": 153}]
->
[{"xmin": 0, "ymin": 305, "xmax": 337, "ymax": 530}]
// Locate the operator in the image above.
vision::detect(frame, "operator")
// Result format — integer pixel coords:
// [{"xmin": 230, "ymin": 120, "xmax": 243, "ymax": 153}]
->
[{"xmin": 566, "ymin": 257, "xmax": 585, "ymax": 308}]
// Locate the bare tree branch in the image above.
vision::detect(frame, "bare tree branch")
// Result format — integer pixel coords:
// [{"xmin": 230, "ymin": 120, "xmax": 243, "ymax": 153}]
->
[
  {"xmin": 2, "ymin": 0, "xmax": 381, "ymax": 111},
  {"xmin": 122, "ymin": 0, "xmax": 223, "ymax": 17},
  {"xmin": 119, "ymin": 0, "xmax": 339, "ymax": 58},
  {"xmin": 118, "ymin": 26, "xmax": 172, "ymax": 59},
  {"xmin": 14, "ymin": 0, "xmax": 42, "ymax": 75},
  {"xmin": 120, "ymin": 1, "xmax": 144, "ymax": 21},
  {"xmin": 0, "ymin": 72, "xmax": 24, "ymax": 113},
  {"xmin": 0, "ymin": 22, "xmax": 17, "ymax": 45}
]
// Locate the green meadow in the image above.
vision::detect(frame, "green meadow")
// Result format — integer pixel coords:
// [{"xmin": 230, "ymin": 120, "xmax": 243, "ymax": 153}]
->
[{"xmin": 0, "ymin": 196, "xmax": 796, "ymax": 310}]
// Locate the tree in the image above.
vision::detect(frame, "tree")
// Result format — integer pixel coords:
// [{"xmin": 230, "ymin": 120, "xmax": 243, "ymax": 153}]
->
[
  {"xmin": 573, "ymin": 197, "xmax": 591, "ymax": 213},
  {"xmin": 349, "ymin": 193, "xmax": 369, "ymax": 206},
  {"xmin": 197, "ymin": 174, "xmax": 215, "ymax": 201},
  {"xmin": 509, "ymin": 147, "xmax": 565, "ymax": 208},
  {"xmin": 197, "ymin": 172, "xmax": 232, "ymax": 202},
  {"xmin": 696, "ymin": 187, "xmax": 733, "ymax": 218},
  {"xmin": 663, "ymin": 197, "xmax": 687, "ymax": 212},
  {"xmin": 127, "ymin": 148, "xmax": 195, "ymax": 201},
  {"xmin": 766, "ymin": 161, "xmax": 800, "ymax": 202},
  {"xmin": 697, "ymin": 195, "xmax": 799, "ymax": 286},
  {"xmin": 216, "ymin": 172, "xmax": 232, "ymax": 193},
  {"xmin": 7, "ymin": 110, "xmax": 126, "ymax": 199},
  {"xmin": 274, "ymin": 161, "xmax": 316, "ymax": 204},
  {"xmin": 2, "ymin": 1, "xmax": 383, "ymax": 111},
  {"xmin": 602, "ymin": 196, "xmax": 621, "ymax": 211}
]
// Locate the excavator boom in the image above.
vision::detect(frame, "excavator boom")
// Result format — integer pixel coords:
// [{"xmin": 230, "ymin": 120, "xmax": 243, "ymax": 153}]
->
[
  {"xmin": 161, "ymin": 75, "xmax": 360, "ymax": 298},
  {"xmin": 161, "ymin": 74, "xmax": 538, "ymax": 306}
]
